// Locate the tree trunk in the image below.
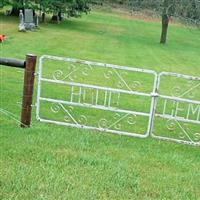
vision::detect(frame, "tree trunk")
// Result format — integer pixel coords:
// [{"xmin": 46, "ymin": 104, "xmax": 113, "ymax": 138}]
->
[
  {"xmin": 51, "ymin": 15, "xmax": 59, "ymax": 23},
  {"xmin": 160, "ymin": 0, "xmax": 171, "ymax": 44},
  {"xmin": 42, "ymin": 12, "xmax": 45, "ymax": 23},
  {"xmin": 58, "ymin": 11, "xmax": 62, "ymax": 21},
  {"xmin": 160, "ymin": 14, "xmax": 169, "ymax": 44}
]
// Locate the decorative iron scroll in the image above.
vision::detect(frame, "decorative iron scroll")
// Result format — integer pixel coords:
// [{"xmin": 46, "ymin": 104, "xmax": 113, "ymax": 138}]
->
[
  {"xmin": 171, "ymin": 79, "xmax": 200, "ymax": 99},
  {"xmin": 50, "ymin": 102, "xmax": 137, "ymax": 131},
  {"xmin": 166, "ymin": 119, "xmax": 200, "ymax": 142},
  {"xmin": 52, "ymin": 63, "xmax": 142, "ymax": 92}
]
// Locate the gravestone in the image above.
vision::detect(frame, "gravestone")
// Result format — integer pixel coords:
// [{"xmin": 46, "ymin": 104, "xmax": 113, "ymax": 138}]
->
[{"xmin": 24, "ymin": 9, "xmax": 35, "ymax": 30}]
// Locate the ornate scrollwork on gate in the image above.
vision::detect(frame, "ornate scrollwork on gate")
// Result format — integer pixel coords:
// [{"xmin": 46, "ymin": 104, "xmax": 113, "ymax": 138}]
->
[
  {"xmin": 104, "ymin": 68, "xmax": 142, "ymax": 92},
  {"xmin": 98, "ymin": 113, "xmax": 137, "ymax": 131},
  {"xmin": 53, "ymin": 63, "xmax": 93, "ymax": 82},
  {"xmin": 51, "ymin": 103, "xmax": 88, "ymax": 126},
  {"xmin": 171, "ymin": 79, "xmax": 200, "ymax": 99},
  {"xmin": 165, "ymin": 119, "xmax": 200, "ymax": 143}
]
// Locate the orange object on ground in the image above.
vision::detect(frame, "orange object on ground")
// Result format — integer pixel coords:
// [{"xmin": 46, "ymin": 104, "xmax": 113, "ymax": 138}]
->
[{"xmin": 0, "ymin": 35, "xmax": 6, "ymax": 42}]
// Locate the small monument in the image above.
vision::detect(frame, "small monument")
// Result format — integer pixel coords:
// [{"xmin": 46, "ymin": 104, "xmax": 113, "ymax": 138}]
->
[
  {"xmin": 18, "ymin": 9, "xmax": 39, "ymax": 32},
  {"xmin": 18, "ymin": 10, "xmax": 26, "ymax": 32},
  {"xmin": 24, "ymin": 9, "xmax": 35, "ymax": 30}
]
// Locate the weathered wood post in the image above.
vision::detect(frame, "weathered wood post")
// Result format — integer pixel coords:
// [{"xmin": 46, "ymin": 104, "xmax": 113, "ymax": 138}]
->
[{"xmin": 21, "ymin": 54, "xmax": 37, "ymax": 127}]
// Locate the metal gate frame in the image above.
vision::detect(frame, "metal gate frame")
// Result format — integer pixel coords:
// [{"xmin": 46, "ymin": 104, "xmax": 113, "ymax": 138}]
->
[
  {"xmin": 36, "ymin": 55, "xmax": 200, "ymax": 146},
  {"xmin": 151, "ymin": 72, "xmax": 200, "ymax": 146},
  {"xmin": 36, "ymin": 55, "xmax": 158, "ymax": 138}
]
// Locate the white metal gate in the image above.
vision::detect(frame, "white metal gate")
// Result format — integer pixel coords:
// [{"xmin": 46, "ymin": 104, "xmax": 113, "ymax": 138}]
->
[
  {"xmin": 152, "ymin": 72, "xmax": 200, "ymax": 146},
  {"xmin": 36, "ymin": 55, "xmax": 158, "ymax": 138},
  {"xmin": 36, "ymin": 55, "xmax": 200, "ymax": 146}
]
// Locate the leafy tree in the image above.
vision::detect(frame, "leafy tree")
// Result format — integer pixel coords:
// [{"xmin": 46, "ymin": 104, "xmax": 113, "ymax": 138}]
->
[
  {"xmin": 127, "ymin": 0, "xmax": 200, "ymax": 44},
  {"xmin": 0, "ymin": 0, "xmax": 90, "ymax": 19},
  {"xmin": 102, "ymin": 0, "xmax": 200, "ymax": 43},
  {"xmin": 160, "ymin": 0, "xmax": 200, "ymax": 44}
]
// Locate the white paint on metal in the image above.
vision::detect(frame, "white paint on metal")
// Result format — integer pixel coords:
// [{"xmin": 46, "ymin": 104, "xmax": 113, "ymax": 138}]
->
[
  {"xmin": 40, "ymin": 78, "xmax": 152, "ymax": 97},
  {"xmin": 36, "ymin": 55, "xmax": 200, "ymax": 146},
  {"xmin": 37, "ymin": 55, "xmax": 157, "ymax": 138},
  {"xmin": 151, "ymin": 72, "xmax": 200, "ymax": 146},
  {"xmin": 39, "ymin": 97, "xmax": 150, "ymax": 117}
]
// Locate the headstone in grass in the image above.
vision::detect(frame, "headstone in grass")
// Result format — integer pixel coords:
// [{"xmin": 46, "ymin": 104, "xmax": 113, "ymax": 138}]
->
[
  {"xmin": 24, "ymin": 9, "xmax": 34, "ymax": 23},
  {"xmin": 24, "ymin": 9, "xmax": 35, "ymax": 30}
]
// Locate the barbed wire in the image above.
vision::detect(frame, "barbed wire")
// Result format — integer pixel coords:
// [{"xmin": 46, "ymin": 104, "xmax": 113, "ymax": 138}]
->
[{"xmin": 0, "ymin": 64, "xmax": 36, "ymax": 127}]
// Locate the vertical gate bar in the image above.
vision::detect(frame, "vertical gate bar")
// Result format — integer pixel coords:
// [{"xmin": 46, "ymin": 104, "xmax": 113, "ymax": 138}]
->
[
  {"xmin": 147, "ymin": 73, "xmax": 159, "ymax": 136},
  {"xmin": 20, "ymin": 54, "xmax": 37, "ymax": 127},
  {"xmin": 36, "ymin": 56, "xmax": 43, "ymax": 121},
  {"xmin": 148, "ymin": 74, "xmax": 161, "ymax": 136}
]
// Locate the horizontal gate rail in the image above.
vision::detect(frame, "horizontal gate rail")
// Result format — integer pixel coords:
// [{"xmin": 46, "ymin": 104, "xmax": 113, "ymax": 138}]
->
[
  {"xmin": 0, "ymin": 57, "xmax": 25, "ymax": 68},
  {"xmin": 40, "ymin": 77, "xmax": 152, "ymax": 97},
  {"xmin": 39, "ymin": 97, "xmax": 150, "ymax": 117},
  {"xmin": 39, "ymin": 55, "xmax": 157, "ymax": 74}
]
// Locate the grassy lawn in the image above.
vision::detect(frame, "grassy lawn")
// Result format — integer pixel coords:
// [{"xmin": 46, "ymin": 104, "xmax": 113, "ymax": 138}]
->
[{"xmin": 1, "ymin": 8, "xmax": 200, "ymax": 200}]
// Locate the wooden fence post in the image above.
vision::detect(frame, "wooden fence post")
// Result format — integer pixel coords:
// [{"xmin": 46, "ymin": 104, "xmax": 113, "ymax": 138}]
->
[{"xmin": 20, "ymin": 54, "xmax": 37, "ymax": 127}]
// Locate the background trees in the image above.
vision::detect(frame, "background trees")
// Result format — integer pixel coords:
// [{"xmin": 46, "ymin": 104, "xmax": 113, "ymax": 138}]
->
[
  {"xmin": 1, "ymin": 0, "xmax": 199, "ymax": 43},
  {"xmin": 159, "ymin": 0, "xmax": 200, "ymax": 43},
  {"xmin": 0, "ymin": 0, "xmax": 90, "ymax": 19},
  {"xmin": 105, "ymin": 0, "xmax": 200, "ymax": 44}
]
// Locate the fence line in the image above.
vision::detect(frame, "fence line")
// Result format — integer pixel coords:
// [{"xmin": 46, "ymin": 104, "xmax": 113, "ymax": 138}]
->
[
  {"xmin": 1, "ymin": 54, "xmax": 199, "ymax": 146},
  {"xmin": 0, "ymin": 54, "xmax": 37, "ymax": 127}
]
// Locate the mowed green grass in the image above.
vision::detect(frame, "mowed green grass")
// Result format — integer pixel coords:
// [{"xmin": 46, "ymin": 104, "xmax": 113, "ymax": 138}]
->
[{"xmin": 0, "ymin": 8, "xmax": 200, "ymax": 200}]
